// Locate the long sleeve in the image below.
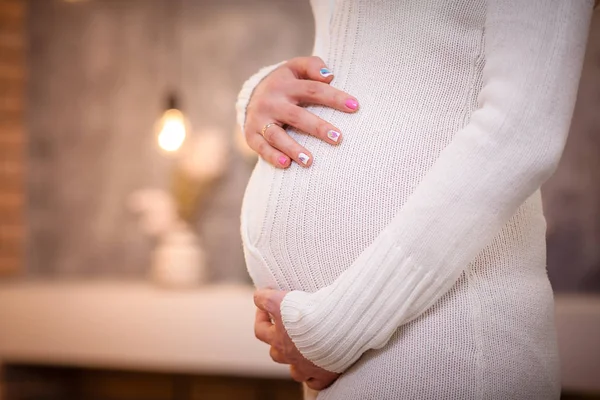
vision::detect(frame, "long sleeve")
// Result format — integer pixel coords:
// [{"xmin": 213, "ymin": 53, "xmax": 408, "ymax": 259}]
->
[
  {"xmin": 280, "ymin": 0, "xmax": 593, "ymax": 373},
  {"xmin": 236, "ymin": 61, "xmax": 286, "ymax": 131}
]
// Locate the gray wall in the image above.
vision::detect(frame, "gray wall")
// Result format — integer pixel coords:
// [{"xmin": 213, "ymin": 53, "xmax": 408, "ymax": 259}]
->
[
  {"xmin": 26, "ymin": 0, "xmax": 313, "ymax": 280},
  {"xmin": 26, "ymin": 0, "xmax": 600, "ymax": 291},
  {"xmin": 543, "ymin": 14, "xmax": 600, "ymax": 293}
]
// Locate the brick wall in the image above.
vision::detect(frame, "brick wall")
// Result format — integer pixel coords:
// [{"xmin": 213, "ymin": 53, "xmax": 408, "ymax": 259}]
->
[{"xmin": 0, "ymin": 0, "xmax": 25, "ymax": 276}]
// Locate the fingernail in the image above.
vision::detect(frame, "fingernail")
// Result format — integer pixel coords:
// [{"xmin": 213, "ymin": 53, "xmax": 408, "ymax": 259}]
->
[
  {"xmin": 278, "ymin": 156, "xmax": 288, "ymax": 166},
  {"xmin": 298, "ymin": 153, "xmax": 310, "ymax": 165},
  {"xmin": 327, "ymin": 130, "xmax": 341, "ymax": 142},
  {"xmin": 345, "ymin": 99, "xmax": 358, "ymax": 110},
  {"xmin": 319, "ymin": 68, "xmax": 333, "ymax": 78}
]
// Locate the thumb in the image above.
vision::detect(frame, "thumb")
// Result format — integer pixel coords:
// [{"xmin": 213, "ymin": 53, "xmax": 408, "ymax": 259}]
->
[{"xmin": 253, "ymin": 289, "xmax": 286, "ymax": 317}]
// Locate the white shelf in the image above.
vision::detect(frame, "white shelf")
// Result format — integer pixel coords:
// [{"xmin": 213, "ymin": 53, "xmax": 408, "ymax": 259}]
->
[
  {"xmin": 0, "ymin": 282, "xmax": 598, "ymax": 392},
  {"xmin": 0, "ymin": 282, "xmax": 288, "ymax": 378}
]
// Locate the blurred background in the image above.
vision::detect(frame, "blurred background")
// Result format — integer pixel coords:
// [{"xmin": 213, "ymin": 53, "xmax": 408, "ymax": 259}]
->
[{"xmin": 0, "ymin": 0, "xmax": 598, "ymax": 399}]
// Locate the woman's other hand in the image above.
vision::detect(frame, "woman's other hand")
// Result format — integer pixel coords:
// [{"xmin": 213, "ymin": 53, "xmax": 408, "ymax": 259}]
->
[
  {"xmin": 254, "ymin": 288, "xmax": 341, "ymax": 391},
  {"xmin": 244, "ymin": 56, "xmax": 359, "ymax": 168}
]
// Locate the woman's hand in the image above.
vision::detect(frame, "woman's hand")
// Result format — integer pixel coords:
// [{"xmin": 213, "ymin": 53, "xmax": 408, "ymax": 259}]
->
[
  {"xmin": 254, "ymin": 289, "xmax": 341, "ymax": 391},
  {"xmin": 244, "ymin": 56, "xmax": 359, "ymax": 168}
]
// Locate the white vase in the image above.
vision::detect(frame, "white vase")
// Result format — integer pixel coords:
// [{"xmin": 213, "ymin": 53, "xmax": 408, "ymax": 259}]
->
[{"xmin": 151, "ymin": 225, "xmax": 206, "ymax": 288}]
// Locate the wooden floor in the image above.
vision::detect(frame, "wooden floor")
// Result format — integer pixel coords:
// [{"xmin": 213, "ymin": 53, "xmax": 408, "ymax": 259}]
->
[
  {"xmin": 1, "ymin": 364, "xmax": 303, "ymax": 400},
  {"xmin": 2, "ymin": 364, "xmax": 600, "ymax": 400}
]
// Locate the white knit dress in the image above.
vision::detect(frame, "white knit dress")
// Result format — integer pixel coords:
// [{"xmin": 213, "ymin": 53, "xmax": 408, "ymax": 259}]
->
[{"xmin": 236, "ymin": 1, "xmax": 593, "ymax": 399}]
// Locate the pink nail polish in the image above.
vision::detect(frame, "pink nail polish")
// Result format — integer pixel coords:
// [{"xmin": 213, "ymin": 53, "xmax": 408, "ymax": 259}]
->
[
  {"xmin": 278, "ymin": 156, "xmax": 288, "ymax": 166},
  {"xmin": 345, "ymin": 99, "xmax": 358, "ymax": 110}
]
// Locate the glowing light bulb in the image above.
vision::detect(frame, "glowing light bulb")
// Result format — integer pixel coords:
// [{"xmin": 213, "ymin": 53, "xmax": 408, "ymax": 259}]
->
[{"xmin": 157, "ymin": 109, "xmax": 187, "ymax": 152}]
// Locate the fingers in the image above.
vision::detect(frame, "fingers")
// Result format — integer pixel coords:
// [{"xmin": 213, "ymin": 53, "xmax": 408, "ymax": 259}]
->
[
  {"xmin": 255, "ymin": 307, "xmax": 272, "ymax": 326},
  {"xmin": 269, "ymin": 346, "xmax": 289, "ymax": 364},
  {"xmin": 287, "ymin": 56, "xmax": 333, "ymax": 83},
  {"xmin": 275, "ymin": 104, "xmax": 343, "ymax": 146},
  {"xmin": 254, "ymin": 308, "xmax": 274, "ymax": 345},
  {"xmin": 306, "ymin": 378, "xmax": 334, "ymax": 391},
  {"xmin": 304, "ymin": 367, "xmax": 341, "ymax": 390},
  {"xmin": 253, "ymin": 289, "xmax": 284, "ymax": 319},
  {"xmin": 289, "ymin": 365, "xmax": 311, "ymax": 383},
  {"xmin": 245, "ymin": 132, "xmax": 291, "ymax": 169},
  {"xmin": 244, "ymin": 55, "xmax": 361, "ymax": 168},
  {"xmin": 259, "ymin": 122, "xmax": 314, "ymax": 167},
  {"xmin": 286, "ymin": 57, "xmax": 359, "ymax": 113},
  {"xmin": 292, "ymin": 80, "xmax": 359, "ymax": 114}
]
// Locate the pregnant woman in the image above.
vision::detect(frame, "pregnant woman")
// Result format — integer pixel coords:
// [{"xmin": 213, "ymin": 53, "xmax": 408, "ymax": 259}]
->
[{"xmin": 236, "ymin": 1, "xmax": 594, "ymax": 399}]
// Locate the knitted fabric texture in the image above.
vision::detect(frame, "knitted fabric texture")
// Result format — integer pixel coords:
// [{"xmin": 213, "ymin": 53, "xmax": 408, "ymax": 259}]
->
[{"xmin": 237, "ymin": 1, "xmax": 593, "ymax": 398}]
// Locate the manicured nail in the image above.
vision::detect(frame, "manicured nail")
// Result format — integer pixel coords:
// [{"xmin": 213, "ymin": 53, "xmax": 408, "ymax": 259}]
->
[
  {"xmin": 327, "ymin": 130, "xmax": 341, "ymax": 142},
  {"xmin": 319, "ymin": 68, "xmax": 333, "ymax": 78},
  {"xmin": 298, "ymin": 153, "xmax": 310, "ymax": 165},
  {"xmin": 278, "ymin": 156, "xmax": 288, "ymax": 166},
  {"xmin": 345, "ymin": 99, "xmax": 358, "ymax": 110}
]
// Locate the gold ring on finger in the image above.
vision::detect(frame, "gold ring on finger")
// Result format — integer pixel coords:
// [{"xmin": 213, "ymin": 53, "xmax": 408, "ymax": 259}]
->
[{"xmin": 260, "ymin": 122, "xmax": 278, "ymax": 137}]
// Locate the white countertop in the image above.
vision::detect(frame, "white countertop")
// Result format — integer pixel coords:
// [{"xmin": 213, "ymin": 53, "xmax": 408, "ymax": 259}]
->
[
  {"xmin": 0, "ymin": 282, "xmax": 599, "ymax": 391},
  {"xmin": 0, "ymin": 282, "xmax": 288, "ymax": 378}
]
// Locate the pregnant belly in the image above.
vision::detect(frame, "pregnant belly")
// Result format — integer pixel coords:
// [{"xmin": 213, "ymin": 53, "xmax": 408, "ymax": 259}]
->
[{"xmin": 240, "ymin": 107, "xmax": 455, "ymax": 292}]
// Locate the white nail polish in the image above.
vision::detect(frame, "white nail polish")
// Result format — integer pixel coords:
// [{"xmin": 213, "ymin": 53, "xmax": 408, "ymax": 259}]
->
[
  {"xmin": 327, "ymin": 130, "xmax": 341, "ymax": 142},
  {"xmin": 298, "ymin": 153, "xmax": 310, "ymax": 165}
]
